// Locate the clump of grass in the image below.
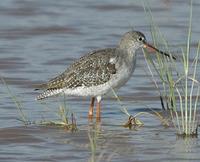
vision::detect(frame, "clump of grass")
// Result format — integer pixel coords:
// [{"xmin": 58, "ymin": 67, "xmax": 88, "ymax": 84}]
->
[
  {"xmin": 1, "ymin": 77, "xmax": 30, "ymax": 125},
  {"xmin": 111, "ymin": 87, "xmax": 170, "ymax": 128},
  {"xmin": 1, "ymin": 78, "xmax": 77, "ymax": 131},
  {"xmin": 121, "ymin": 108, "xmax": 171, "ymax": 129},
  {"xmin": 123, "ymin": 115, "xmax": 144, "ymax": 129},
  {"xmin": 143, "ymin": 0, "xmax": 199, "ymax": 137},
  {"xmin": 39, "ymin": 104, "xmax": 77, "ymax": 131},
  {"xmin": 38, "ymin": 95, "xmax": 78, "ymax": 131}
]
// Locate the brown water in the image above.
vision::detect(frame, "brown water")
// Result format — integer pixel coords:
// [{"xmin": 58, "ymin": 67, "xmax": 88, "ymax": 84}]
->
[{"xmin": 0, "ymin": 0, "xmax": 200, "ymax": 161}]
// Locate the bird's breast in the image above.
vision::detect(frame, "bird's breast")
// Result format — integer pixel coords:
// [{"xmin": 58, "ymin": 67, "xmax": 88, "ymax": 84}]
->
[{"xmin": 109, "ymin": 56, "xmax": 136, "ymax": 89}]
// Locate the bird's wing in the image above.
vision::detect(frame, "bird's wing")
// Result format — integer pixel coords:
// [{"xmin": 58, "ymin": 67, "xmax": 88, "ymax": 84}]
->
[{"xmin": 39, "ymin": 48, "xmax": 118, "ymax": 90}]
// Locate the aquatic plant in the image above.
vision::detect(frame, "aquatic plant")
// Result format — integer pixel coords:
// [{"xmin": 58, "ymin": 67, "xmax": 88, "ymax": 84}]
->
[
  {"xmin": 143, "ymin": 0, "xmax": 199, "ymax": 136},
  {"xmin": 111, "ymin": 87, "xmax": 170, "ymax": 128},
  {"xmin": 1, "ymin": 77, "xmax": 30, "ymax": 125},
  {"xmin": 1, "ymin": 78, "xmax": 77, "ymax": 131},
  {"xmin": 38, "ymin": 103, "xmax": 77, "ymax": 131}
]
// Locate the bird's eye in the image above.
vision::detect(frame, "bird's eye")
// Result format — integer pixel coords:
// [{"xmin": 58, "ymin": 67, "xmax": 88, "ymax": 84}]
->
[{"xmin": 138, "ymin": 37, "xmax": 144, "ymax": 41}]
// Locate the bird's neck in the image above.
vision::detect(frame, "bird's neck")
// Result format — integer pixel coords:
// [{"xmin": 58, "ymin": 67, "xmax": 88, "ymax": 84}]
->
[{"xmin": 118, "ymin": 46, "xmax": 137, "ymax": 61}]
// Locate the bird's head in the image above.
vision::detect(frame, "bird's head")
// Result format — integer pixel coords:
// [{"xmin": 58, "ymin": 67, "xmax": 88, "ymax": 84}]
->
[{"xmin": 119, "ymin": 31, "xmax": 176, "ymax": 60}]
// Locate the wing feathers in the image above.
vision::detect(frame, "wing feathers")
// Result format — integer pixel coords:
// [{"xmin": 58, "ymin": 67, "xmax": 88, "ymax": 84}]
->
[{"xmin": 36, "ymin": 48, "xmax": 118, "ymax": 99}]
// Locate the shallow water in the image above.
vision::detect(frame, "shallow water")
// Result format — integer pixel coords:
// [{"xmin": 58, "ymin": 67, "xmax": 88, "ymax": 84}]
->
[{"xmin": 0, "ymin": 0, "xmax": 200, "ymax": 161}]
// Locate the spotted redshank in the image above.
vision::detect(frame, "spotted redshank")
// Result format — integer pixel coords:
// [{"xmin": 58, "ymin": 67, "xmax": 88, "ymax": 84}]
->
[{"xmin": 36, "ymin": 31, "xmax": 175, "ymax": 121}]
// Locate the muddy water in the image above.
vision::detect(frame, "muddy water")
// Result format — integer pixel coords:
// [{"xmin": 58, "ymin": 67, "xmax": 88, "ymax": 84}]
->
[{"xmin": 0, "ymin": 0, "xmax": 200, "ymax": 161}]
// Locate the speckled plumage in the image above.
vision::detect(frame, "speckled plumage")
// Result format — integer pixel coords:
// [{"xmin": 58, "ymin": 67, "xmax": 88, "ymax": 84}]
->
[
  {"xmin": 36, "ymin": 48, "xmax": 120, "ymax": 99},
  {"xmin": 35, "ymin": 30, "xmax": 175, "ymax": 121},
  {"xmin": 36, "ymin": 31, "xmax": 146, "ymax": 100}
]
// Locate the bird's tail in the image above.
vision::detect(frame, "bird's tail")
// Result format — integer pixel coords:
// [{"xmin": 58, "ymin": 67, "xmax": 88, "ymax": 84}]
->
[
  {"xmin": 36, "ymin": 89, "xmax": 63, "ymax": 100},
  {"xmin": 34, "ymin": 83, "xmax": 48, "ymax": 91}
]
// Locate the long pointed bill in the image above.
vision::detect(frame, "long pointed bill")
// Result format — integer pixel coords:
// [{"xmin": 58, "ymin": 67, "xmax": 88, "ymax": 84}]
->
[{"xmin": 143, "ymin": 43, "xmax": 176, "ymax": 60}]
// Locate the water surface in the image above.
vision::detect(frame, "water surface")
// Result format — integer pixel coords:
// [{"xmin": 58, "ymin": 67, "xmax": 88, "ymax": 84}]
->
[{"xmin": 0, "ymin": 0, "xmax": 200, "ymax": 161}]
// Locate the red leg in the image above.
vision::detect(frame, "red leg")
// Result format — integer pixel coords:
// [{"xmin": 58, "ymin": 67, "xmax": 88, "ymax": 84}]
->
[
  {"xmin": 96, "ymin": 96, "xmax": 101, "ymax": 122},
  {"xmin": 88, "ymin": 97, "xmax": 95, "ymax": 119}
]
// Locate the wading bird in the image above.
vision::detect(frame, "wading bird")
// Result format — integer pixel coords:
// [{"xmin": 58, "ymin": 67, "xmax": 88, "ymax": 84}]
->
[{"xmin": 36, "ymin": 31, "xmax": 175, "ymax": 121}]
